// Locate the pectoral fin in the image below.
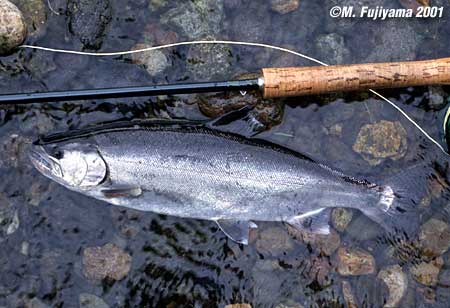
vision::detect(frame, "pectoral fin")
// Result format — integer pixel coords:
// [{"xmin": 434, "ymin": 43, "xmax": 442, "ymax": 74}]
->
[
  {"xmin": 287, "ymin": 208, "xmax": 331, "ymax": 235},
  {"xmin": 101, "ymin": 186, "xmax": 142, "ymax": 198},
  {"xmin": 215, "ymin": 219, "xmax": 258, "ymax": 245}
]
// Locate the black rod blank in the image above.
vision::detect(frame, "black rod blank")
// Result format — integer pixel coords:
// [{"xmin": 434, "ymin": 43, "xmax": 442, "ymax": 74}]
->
[{"xmin": 0, "ymin": 79, "xmax": 261, "ymax": 104}]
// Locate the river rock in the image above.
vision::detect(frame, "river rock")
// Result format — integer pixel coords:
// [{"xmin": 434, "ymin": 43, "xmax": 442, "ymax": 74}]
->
[
  {"xmin": 438, "ymin": 269, "xmax": 450, "ymax": 287},
  {"xmin": 270, "ymin": 0, "xmax": 299, "ymax": 14},
  {"xmin": 274, "ymin": 300, "xmax": 304, "ymax": 308},
  {"xmin": 352, "ymin": 120, "xmax": 408, "ymax": 166},
  {"xmin": 10, "ymin": 0, "xmax": 46, "ymax": 37},
  {"xmin": 67, "ymin": 0, "xmax": 112, "ymax": 50},
  {"xmin": 336, "ymin": 247, "xmax": 376, "ymax": 276},
  {"xmin": 131, "ymin": 43, "xmax": 169, "ymax": 76},
  {"xmin": 331, "ymin": 208, "xmax": 353, "ymax": 232},
  {"xmin": 0, "ymin": 193, "xmax": 19, "ymax": 240},
  {"xmin": 79, "ymin": 293, "xmax": 109, "ymax": 308},
  {"xmin": 256, "ymin": 227, "xmax": 294, "ymax": 256},
  {"xmin": 83, "ymin": 243, "xmax": 132, "ymax": 281},
  {"xmin": 315, "ymin": 33, "xmax": 350, "ymax": 64},
  {"xmin": 410, "ymin": 257, "xmax": 443, "ymax": 286},
  {"xmin": 418, "ymin": 218, "xmax": 450, "ymax": 258},
  {"xmin": 341, "ymin": 280, "xmax": 358, "ymax": 308},
  {"xmin": 160, "ymin": 0, "xmax": 223, "ymax": 39},
  {"xmin": 377, "ymin": 265, "xmax": 408, "ymax": 308},
  {"xmin": 0, "ymin": 0, "xmax": 26, "ymax": 54},
  {"xmin": 186, "ymin": 40, "xmax": 233, "ymax": 80},
  {"xmin": 224, "ymin": 304, "xmax": 252, "ymax": 308},
  {"xmin": 287, "ymin": 225, "xmax": 340, "ymax": 256},
  {"xmin": 427, "ymin": 86, "xmax": 449, "ymax": 111}
]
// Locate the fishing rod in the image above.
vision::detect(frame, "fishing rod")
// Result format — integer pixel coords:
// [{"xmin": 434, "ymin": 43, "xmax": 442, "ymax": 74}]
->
[{"xmin": 1, "ymin": 57, "xmax": 449, "ymax": 104}]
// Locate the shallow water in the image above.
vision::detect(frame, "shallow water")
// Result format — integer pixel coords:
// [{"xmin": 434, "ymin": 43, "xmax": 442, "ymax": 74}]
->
[{"xmin": 1, "ymin": 0, "xmax": 450, "ymax": 307}]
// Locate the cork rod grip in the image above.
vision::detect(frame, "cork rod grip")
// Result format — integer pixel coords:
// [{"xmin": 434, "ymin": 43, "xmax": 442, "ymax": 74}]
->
[{"xmin": 262, "ymin": 58, "xmax": 450, "ymax": 98}]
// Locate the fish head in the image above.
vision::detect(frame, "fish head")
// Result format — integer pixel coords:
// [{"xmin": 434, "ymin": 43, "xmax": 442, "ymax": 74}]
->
[{"xmin": 29, "ymin": 142, "xmax": 107, "ymax": 190}]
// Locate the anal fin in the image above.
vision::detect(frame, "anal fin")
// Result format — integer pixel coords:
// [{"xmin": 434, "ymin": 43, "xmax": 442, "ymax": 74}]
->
[
  {"xmin": 286, "ymin": 208, "xmax": 331, "ymax": 235},
  {"xmin": 215, "ymin": 219, "xmax": 258, "ymax": 245}
]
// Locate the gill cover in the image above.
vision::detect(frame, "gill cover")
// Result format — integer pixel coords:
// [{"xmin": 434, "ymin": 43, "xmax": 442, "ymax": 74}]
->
[{"xmin": 58, "ymin": 144, "xmax": 107, "ymax": 188}]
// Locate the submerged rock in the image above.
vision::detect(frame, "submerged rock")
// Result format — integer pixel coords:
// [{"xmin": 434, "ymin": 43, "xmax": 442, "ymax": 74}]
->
[
  {"xmin": 256, "ymin": 227, "xmax": 294, "ymax": 256},
  {"xmin": 410, "ymin": 257, "xmax": 443, "ymax": 286},
  {"xmin": 353, "ymin": 120, "xmax": 408, "ymax": 166},
  {"xmin": 186, "ymin": 41, "xmax": 234, "ymax": 80},
  {"xmin": 10, "ymin": 0, "xmax": 46, "ymax": 37},
  {"xmin": 160, "ymin": 0, "xmax": 223, "ymax": 39},
  {"xmin": 418, "ymin": 218, "xmax": 450, "ymax": 258},
  {"xmin": 224, "ymin": 304, "xmax": 252, "ymax": 308},
  {"xmin": 0, "ymin": 0, "xmax": 27, "ymax": 54},
  {"xmin": 79, "ymin": 293, "xmax": 109, "ymax": 308},
  {"xmin": 341, "ymin": 280, "xmax": 358, "ymax": 308},
  {"xmin": 331, "ymin": 208, "xmax": 353, "ymax": 232},
  {"xmin": 287, "ymin": 225, "xmax": 340, "ymax": 256},
  {"xmin": 274, "ymin": 300, "xmax": 304, "ymax": 308},
  {"xmin": 67, "ymin": 0, "xmax": 112, "ymax": 50},
  {"xmin": 83, "ymin": 243, "xmax": 132, "ymax": 281},
  {"xmin": 131, "ymin": 43, "xmax": 169, "ymax": 76},
  {"xmin": 336, "ymin": 247, "xmax": 376, "ymax": 276},
  {"xmin": 0, "ymin": 193, "xmax": 19, "ymax": 240},
  {"xmin": 315, "ymin": 33, "xmax": 350, "ymax": 64},
  {"xmin": 377, "ymin": 265, "xmax": 408, "ymax": 308},
  {"xmin": 270, "ymin": 0, "xmax": 299, "ymax": 14}
]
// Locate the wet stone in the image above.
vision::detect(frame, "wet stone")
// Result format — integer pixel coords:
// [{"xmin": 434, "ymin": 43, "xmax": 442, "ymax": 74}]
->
[
  {"xmin": 353, "ymin": 120, "xmax": 408, "ymax": 166},
  {"xmin": 336, "ymin": 247, "xmax": 376, "ymax": 276},
  {"xmin": 224, "ymin": 304, "xmax": 252, "ymax": 308},
  {"xmin": 79, "ymin": 293, "xmax": 109, "ymax": 308},
  {"xmin": 186, "ymin": 41, "xmax": 234, "ymax": 80},
  {"xmin": 315, "ymin": 33, "xmax": 350, "ymax": 65},
  {"xmin": 410, "ymin": 257, "xmax": 444, "ymax": 286},
  {"xmin": 427, "ymin": 86, "xmax": 449, "ymax": 111},
  {"xmin": 83, "ymin": 243, "xmax": 132, "ymax": 281},
  {"xmin": 270, "ymin": 0, "xmax": 299, "ymax": 14},
  {"xmin": 0, "ymin": 193, "xmax": 19, "ymax": 240},
  {"xmin": 131, "ymin": 43, "xmax": 169, "ymax": 76},
  {"xmin": 331, "ymin": 208, "xmax": 353, "ymax": 232},
  {"xmin": 25, "ymin": 298, "xmax": 50, "ymax": 308},
  {"xmin": 418, "ymin": 218, "xmax": 450, "ymax": 258},
  {"xmin": 10, "ymin": 0, "xmax": 46, "ymax": 37},
  {"xmin": 160, "ymin": 0, "xmax": 223, "ymax": 39},
  {"xmin": 274, "ymin": 300, "xmax": 304, "ymax": 308},
  {"xmin": 255, "ymin": 227, "xmax": 294, "ymax": 256},
  {"xmin": 438, "ymin": 269, "xmax": 450, "ymax": 287},
  {"xmin": 346, "ymin": 213, "xmax": 382, "ymax": 241},
  {"xmin": 287, "ymin": 225, "xmax": 341, "ymax": 256},
  {"xmin": 0, "ymin": 0, "xmax": 27, "ymax": 54},
  {"xmin": 377, "ymin": 265, "xmax": 408, "ymax": 308},
  {"xmin": 341, "ymin": 280, "xmax": 358, "ymax": 308},
  {"xmin": 67, "ymin": 0, "xmax": 112, "ymax": 50}
]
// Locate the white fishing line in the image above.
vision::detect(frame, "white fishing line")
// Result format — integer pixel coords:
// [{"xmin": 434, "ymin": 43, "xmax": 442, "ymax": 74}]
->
[{"xmin": 19, "ymin": 40, "xmax": 446, "ymax": 153}]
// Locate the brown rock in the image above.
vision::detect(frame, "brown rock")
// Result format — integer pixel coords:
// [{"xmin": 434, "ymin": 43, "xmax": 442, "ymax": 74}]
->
[
  {"xmin": 353, "ymin": 120, "xmax": 407, "ymax": 166},
  {"xmin": 287, "ymin": 225, "xmax": 340, "ymax": 256},
  {"xmin": 418, "ymin": 218, "xmax": 450, "ymax": 258},
  {"xmin": 377, "ymin": 265, "xmax": 408, "ymax": 308},
  {"xmin": 331, "ymin": 208, "xmax": 353, "ymax": 232},
  {"xmin": 225, "ymin": 304, "xmax": 252, "ymax": 308},
  {"xmin": 410, "ymin": 257, "xmax": 443, "ymax": 286},
  {"xmin": 336, "ymin": 247, "xmax": 376, "ymax": 276},
  {"xmin": 341, "ymin": 280, "xmax": 359, "ymax": 308},
  {"xmin": 83, "ymin": 243, "xmax": 132, "ymax": 281},
  {"xmin": 256, "ymin": 227, "xmax": 294, "ymax": 256},
  {"xmin": 270, "ymin": 0, "xmax": 299, "ymax": 14},
  {"xmin": 131, "ymin": 43, "xmax": 169, "ymax": 76},
  {"xmin": 0, "ymin": 0, "xmax": 27, "ymax": 54}
]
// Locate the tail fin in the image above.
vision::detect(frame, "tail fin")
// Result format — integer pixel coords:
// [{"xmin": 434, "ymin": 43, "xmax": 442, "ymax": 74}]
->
[{"xmin": 362, "ymin": 164, "xmax": 431, "ymax": 238}]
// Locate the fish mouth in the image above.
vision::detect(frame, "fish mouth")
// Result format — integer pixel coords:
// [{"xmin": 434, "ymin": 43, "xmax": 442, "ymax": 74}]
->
[{"xmin": 29, "ymin": 146, "xmax": 63, "ymax": 180}]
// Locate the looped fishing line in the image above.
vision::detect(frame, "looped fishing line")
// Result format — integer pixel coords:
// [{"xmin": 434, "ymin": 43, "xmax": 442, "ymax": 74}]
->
[{"xmin": 19, "ymin": 40, "xmax": 447, "ymax": 154}]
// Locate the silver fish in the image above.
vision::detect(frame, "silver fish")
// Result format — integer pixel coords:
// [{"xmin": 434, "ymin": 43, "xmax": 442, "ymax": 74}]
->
[{"xmin": 29, "ymin": 121, "xmax": 422, "ymax": 244}]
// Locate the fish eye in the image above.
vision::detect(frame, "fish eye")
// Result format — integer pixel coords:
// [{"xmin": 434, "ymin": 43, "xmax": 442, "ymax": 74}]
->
[{"xmin": 51, "ymin": 149, "xmax": 64, "ymax": 159}]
